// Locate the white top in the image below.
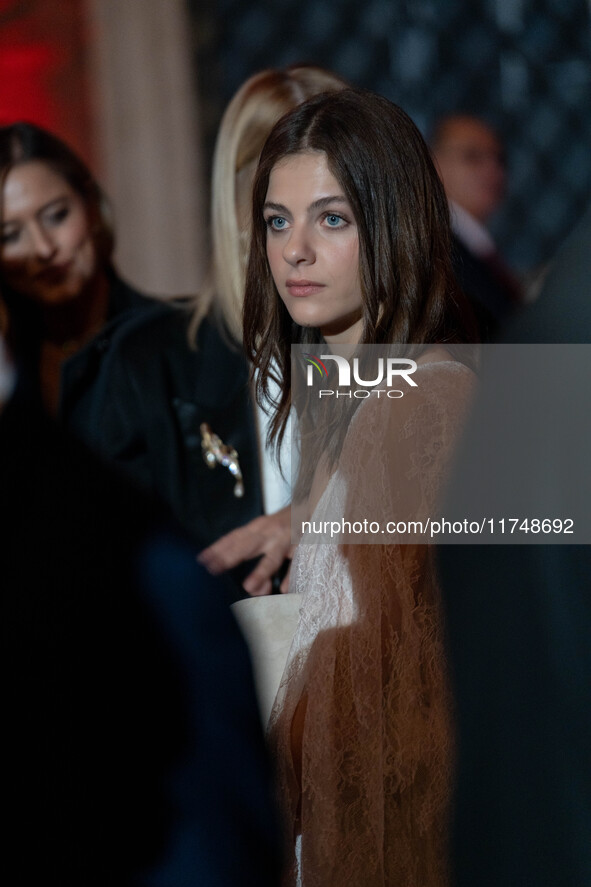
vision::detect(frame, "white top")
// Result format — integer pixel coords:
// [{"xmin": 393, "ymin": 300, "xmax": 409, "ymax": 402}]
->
[{"xmin": 254, "ymin": 372, "xmax": 294, "ymax": 514}]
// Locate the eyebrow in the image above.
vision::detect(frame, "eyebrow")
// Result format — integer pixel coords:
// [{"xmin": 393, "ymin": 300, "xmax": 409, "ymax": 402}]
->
[
  {"xmin": 263, "ymin": 195, "xmax": 349, "ymax": 215},
  {"xmin": 37, "ymin": 196, "xmax": 70, "ymax": 215}
]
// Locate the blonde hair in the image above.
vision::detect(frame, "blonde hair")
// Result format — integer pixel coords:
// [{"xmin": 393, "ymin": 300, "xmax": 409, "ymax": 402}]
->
[{"xmin": 189, "ymin": 65, "xmax": 349, "ymax": 343}]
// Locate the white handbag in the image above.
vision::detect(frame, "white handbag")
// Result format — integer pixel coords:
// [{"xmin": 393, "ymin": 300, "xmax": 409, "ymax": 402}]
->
[{"xmin": 231, "ymin": 594, "xmax": 302, "ymax": 729}]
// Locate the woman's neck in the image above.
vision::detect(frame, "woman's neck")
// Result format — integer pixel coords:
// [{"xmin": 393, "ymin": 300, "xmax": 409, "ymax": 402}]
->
[{"xmin": 322, "ymin": 316, "xmax": 363, "ymax": 348}]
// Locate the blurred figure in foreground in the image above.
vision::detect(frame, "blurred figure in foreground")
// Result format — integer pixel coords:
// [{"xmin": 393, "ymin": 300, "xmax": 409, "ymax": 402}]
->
[
  {"xmin": 439, "ymin": 206, "xmax": 591, "ymax": 887},
  {"xmin": 1, "ymin": 333, "xmax": 283, "ymax": 886},
  {"xmin": 431, "ymin": 114, "xmax": 522, "ymax": 338}
]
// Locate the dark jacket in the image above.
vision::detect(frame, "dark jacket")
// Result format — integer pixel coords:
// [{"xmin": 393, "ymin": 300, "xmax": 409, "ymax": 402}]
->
[
  {"xmin": 451, "ymin": 235, "xmax": 519, "ymax": 341},
  {"xmin": 59, "ymin": 273, "xmax": 161, "ymax": 437},
  {"xmin": 87, "ymin": 303, "xmax": 263, "ymax": 560},
  {"xmin": 8, "ymin": 271, "xmax": 158, "ymax": 427},
  {"xmin": 12, "ymin": 272, "xmax": 264, "ymax": 592}
]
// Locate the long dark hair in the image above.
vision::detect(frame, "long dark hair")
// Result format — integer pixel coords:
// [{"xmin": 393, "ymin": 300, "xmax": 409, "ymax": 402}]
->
[
  {"xmin": 243, "ymin": 88, "xmax": 476, "ymax": 458},
  {"xmin": 0, "ymin": 122, "xmax": 113, "ymax": 268}
]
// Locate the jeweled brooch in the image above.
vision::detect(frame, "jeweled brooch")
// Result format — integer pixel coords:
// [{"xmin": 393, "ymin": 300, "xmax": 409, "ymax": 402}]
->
[{"xmin": 200, "ymin": 422, "xmax": 244, "ymax": 498}]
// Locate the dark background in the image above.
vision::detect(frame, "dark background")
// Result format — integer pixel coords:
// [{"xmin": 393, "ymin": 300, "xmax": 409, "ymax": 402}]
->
[{"xmin": 188, "ymin": 0, "xmax": 591, "ymax": 277}]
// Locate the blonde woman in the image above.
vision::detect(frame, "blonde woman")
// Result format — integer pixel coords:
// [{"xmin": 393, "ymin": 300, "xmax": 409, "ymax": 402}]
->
[
  {"xmin": 91, "ymin": 66, "xmax": 348, "ymax": 597},
  {"xmin": 199, "ymin": 65, "xmax": 348, "ymax": 595}
]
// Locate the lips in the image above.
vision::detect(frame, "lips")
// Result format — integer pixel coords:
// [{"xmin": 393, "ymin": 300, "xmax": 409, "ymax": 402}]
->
[
  {"xmin": 35, "ymin": 261, "xmax": 72, "ymax": 284},
  {"xmin": 285, "ymin": 279, "xmax": 325, "ymax": 297}
]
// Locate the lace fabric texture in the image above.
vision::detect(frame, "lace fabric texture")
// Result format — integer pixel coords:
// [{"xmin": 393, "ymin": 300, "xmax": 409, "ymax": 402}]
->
[{"xmin": 268, "ymin": 362, "xmax": 474, "ymax": 886}]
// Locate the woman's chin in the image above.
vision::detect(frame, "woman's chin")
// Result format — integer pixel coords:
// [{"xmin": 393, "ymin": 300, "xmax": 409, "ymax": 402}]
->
[{"xmin": 28, "ymin": 283, "xmax": 85, "ymax": 309}]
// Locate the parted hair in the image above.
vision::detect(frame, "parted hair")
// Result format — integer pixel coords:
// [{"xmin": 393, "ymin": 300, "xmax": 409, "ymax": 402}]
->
[
  {"xmin": 189, "ymin": 65, "xmax": 349, "ymax": 344},
  {"xmin": 0, "ymin": 122, "xmax": 114, "ymax": 346},
  {"xmin": 0, "ymin": 122, "xmax": 114, "ymax": 268},
  {"xmin": 243, "ymin": 88, "xmax": 474, "ymax": 450}
]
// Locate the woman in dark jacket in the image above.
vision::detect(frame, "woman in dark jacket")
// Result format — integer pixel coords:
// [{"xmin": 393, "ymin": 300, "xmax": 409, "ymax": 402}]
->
[
  {"xmin": 0, "ymin": 122, "xmax": 262, "ymax": 575},
  {"xmin": 0, "ymin": 122, "xmax": 160, "ymax": 427}
]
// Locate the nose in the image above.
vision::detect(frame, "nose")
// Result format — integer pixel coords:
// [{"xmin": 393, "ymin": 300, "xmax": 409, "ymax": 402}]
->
[
  {"xmin": 29, "ymin": 223, "xmax": 57, "ymax": 261},
  {"xmin": 282, "ymin": 224, "xmax": 315, "ymax": 267}
]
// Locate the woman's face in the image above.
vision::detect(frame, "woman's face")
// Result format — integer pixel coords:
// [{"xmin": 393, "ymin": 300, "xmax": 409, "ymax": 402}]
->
[
  {"xmin": 264, "ymin": 151, "xmax": 363, "ymax": 345},
  {"xmin": 0, "ymin": 160, "xmax": 98, "ymax": 306}
]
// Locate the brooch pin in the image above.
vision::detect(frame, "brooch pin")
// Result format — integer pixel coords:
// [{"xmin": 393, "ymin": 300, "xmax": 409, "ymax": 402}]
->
[{"xmin": 200, "ymin": 423, "xmax": 244, "ymax": 498}]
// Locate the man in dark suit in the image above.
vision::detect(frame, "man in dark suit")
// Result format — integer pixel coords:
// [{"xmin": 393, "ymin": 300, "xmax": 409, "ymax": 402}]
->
[
  {"xmin": 1, "ymin": 336, "xmax": 283, "ymax": 886},
  {"xmin": 439, "ymin": 207, "xmax": 591, "ymax": 887},
  {"xmin": 431, "ymin": 114, "xmax": 522, "ymax": 339}
]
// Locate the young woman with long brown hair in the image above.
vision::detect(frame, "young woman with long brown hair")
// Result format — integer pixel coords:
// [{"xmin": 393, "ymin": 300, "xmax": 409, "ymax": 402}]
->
[{"xmin": 244, "ymin": 88, "xmax": 476, "ymax": 886}]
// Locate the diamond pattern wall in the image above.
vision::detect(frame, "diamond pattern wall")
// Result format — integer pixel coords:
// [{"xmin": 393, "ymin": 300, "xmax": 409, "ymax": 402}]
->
[{"xmin": 188, "ymin": 0, "xmax": 591, "ymax": 275}]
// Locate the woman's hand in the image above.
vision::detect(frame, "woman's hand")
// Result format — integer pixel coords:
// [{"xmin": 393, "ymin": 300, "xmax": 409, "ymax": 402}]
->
[{"xmin": 198, "ymin": 505, "xmax": 293, "ymax": 596}]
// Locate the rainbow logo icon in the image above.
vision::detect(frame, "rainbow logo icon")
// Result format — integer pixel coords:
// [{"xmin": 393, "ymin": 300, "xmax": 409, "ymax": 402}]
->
[{"xmin": 303, "ymin": 353, "xmax": 329, "ymax": 378}]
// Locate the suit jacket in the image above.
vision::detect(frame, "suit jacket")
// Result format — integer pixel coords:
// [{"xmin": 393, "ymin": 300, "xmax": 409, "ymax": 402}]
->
[
  {"xmin": 1, "ymin": 398, "xmax": 283, "ymax": 886},
  {"xmin": 87, "ymin": 304, "xmax": 263, "ymax": 567},
  {"xmin": 59, "ymin": 272, "xmax": 160, "ymax": 437},
  {"xmin": 11, "ymin": 273, "xmax": 263, "ymax": 579},
  {"xmin": 451, "ymin": 235, "xmax": 518, "ymax": 341},
  {"xmin": 8, "ymin": 271, "xmax": 157, "ymax": 422}
]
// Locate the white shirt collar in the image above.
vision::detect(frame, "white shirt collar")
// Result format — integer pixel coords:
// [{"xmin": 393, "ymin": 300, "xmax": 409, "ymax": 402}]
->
[{"xmin": 449, "ymin": 200, "xmax": 497, "ymax": 259}]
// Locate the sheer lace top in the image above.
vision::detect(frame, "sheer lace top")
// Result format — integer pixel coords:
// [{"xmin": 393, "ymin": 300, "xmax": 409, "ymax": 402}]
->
[{"xmin": 268, "ymin": 361, "xmax": 474, "ymax": 887}]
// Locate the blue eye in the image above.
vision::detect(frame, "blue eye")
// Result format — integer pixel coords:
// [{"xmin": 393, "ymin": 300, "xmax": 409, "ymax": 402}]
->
[
  {"xmin": 267, "ymin": 216, "xmax": 287, "ymax": 231},
  {"xmin": 325, "ymin": 214, "xmax": 344, "ymax": 227}
]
